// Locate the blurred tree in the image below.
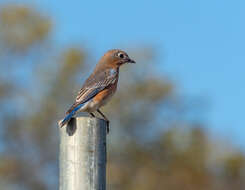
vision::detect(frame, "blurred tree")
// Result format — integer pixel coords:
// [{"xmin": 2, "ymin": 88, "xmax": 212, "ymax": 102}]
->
[
  {"xmin": 0, "ymin": 4, "xmax": 51, "ymax": 51},
  {"xmin": 0, "ymin": 3, "xmax": 244, "ymax": 190}
]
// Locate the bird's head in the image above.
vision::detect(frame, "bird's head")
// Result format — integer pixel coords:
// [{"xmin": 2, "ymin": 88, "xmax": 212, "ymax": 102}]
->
[{"xmin": 99, "ymin": 49, "xmax": 135, "ymax": 68}]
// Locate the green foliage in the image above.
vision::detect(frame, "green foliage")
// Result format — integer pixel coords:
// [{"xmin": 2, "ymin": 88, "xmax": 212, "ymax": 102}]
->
[
  {"xmin": 0, "ymin": 5, "xmax": 51, "ymax": 51},
  {"xmin": 0, "ymin": 3, "xmax": 244, "ymax": 190}
]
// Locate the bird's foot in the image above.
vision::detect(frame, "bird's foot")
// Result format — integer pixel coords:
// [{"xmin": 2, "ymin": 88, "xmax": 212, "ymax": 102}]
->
[
  {"xmin": 106, "ymin": 120, "xmax": 110, "ymax": 134},
  {"xmin": 90, "ymin": 113, "xmax": 95, "ymax": 118}
]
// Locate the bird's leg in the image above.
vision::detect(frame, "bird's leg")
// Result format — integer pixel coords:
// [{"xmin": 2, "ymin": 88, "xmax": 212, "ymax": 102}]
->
[
  {"xmin": 97, "ymin": 109, "xmax": 110, "ymax": 134},
  {"xmin": 90, "ymin": 113, "xmax": 95, "ymax": 117},
  {"xmin": 97, "ymin": 109, "xmax": 108, "ymax": 121}
]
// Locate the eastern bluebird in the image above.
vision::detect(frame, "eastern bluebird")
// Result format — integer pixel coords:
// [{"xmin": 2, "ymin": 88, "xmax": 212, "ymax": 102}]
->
[{"xmin": 59, "ymin": 49, "xmax": 135, "ymax": 131}]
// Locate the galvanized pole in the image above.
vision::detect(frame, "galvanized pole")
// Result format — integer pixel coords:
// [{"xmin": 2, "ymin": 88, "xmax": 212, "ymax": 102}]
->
[{"xmin": 59, "ymin": 117, "xmax": 107, "ymax": 190}]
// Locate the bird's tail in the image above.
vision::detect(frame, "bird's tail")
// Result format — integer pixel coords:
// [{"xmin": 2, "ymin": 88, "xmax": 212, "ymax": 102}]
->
[
  {"xmin": 59, "ymin": 103, "xmax": 83, "ymax": 127},
  {"xmin": 59, "ymin": 111, "xmax": 75, "ymax": 127}
]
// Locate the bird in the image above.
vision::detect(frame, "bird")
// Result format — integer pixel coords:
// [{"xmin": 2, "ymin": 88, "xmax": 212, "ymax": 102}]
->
[{"xmin": 59, "ymin": 49, "xmax": 135, "ymax": 132}]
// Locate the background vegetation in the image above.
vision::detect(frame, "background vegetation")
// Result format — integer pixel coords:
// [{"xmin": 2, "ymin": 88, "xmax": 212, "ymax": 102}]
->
[{"xmin": 0, "ymin": 4, "xmax": 244, "ymax": 190}]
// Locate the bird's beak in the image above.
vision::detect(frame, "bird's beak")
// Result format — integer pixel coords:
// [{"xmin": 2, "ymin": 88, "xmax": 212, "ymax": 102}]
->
[{"xmin": 127, "ymin": 58, "xmax": 136, "ymax": 64}]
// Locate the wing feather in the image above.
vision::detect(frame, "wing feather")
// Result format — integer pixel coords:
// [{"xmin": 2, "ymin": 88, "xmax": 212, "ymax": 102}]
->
[{"xmin": 66, "ymin": 68, "xmax": 118, "ymax": 114}]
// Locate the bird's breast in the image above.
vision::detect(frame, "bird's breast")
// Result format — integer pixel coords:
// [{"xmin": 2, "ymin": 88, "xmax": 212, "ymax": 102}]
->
[
  {"xmin": 93, "ymin": 83, "xmax": 117, "ymax": 107},
  {"xmin": 79, "ymin": 83, "xmax": 117, "ymax": 113}
]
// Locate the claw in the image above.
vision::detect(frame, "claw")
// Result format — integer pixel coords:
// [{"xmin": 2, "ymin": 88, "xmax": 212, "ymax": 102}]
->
[
  {"xmin": 90, "ymin": 113, "xmax": 95, "ymax": 117},
  {"xmin": 106, "ymin": 120, "xmax": 110, "ymax": 134}
]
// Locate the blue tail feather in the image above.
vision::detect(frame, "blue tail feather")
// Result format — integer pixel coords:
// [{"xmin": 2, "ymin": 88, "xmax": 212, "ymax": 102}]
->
[{"xmin": 59, "ymin": 103, "xmax": 84, "ymax": 127}]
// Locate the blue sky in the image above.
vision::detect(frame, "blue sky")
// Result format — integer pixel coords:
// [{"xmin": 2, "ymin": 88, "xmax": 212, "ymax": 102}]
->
[{"xmin": 13, "ymin": 0, "xmax": 245, "ymax": 147}]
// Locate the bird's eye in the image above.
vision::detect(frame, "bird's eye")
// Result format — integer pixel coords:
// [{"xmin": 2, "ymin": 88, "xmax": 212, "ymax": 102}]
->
[{"xmin": 117, "ymin": 52, "xmax": 124, "ymax": 59}]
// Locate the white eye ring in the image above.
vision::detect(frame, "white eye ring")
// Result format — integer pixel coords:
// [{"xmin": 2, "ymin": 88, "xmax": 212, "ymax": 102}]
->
[{"xmin": 117, "ymin": 52, "xmax": 124, "ymax": 59}]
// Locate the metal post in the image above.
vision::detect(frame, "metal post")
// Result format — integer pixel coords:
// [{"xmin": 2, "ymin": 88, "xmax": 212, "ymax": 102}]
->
[{"xmin": 59, "ymin": 117, "xmax": 107, "ymax": 190}]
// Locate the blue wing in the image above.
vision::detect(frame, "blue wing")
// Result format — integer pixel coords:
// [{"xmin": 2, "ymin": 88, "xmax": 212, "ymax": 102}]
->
[
  {"xmin": 59, "ymin": 103, "xmax": 84, "ymax": 127},
  {"xmin": 59, "ymin": 68, "xmax": 118, "ymax": 127}
]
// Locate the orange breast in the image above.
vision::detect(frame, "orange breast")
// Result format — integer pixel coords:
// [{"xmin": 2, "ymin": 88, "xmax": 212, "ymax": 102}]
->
[{"xmin": 93, "ymin": 83, "xmax": 117, "ymax": 107}]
